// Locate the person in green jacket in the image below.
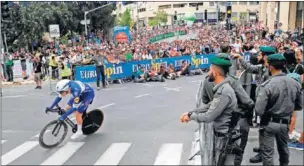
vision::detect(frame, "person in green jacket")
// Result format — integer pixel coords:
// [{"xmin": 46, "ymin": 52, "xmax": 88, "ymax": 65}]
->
[{"xmin": 4, "ymin": 53, "xmax": 14, "ymax": 82}]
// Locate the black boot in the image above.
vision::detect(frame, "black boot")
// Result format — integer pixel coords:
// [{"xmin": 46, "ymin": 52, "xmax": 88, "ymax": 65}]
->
[
  {"xmin": 253, "ymin": 147, "xmax": 261, "ymax": 153},
  {"xmin": 249, "ymin": 153, "xmax": 262, "ymax": 163}
]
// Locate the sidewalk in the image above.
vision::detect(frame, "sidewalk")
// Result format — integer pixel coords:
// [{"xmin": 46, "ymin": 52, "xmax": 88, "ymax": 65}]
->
[{"xmin": 1, "ymin": 78, "xmax": 36, "ymax": 87}]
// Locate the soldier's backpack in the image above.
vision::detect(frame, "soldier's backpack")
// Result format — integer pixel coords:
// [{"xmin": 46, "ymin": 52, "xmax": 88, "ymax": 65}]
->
[{"xmin": 286, "ymin": 64, "xmax": 303, "ymax": 84}]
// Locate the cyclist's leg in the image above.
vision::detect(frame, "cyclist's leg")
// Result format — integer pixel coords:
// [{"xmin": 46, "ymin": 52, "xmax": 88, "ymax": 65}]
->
[
  {"xmin": 74, "ymin": 111, "xmax": 83, "ymax": 125},
  {"xmin": 75, "ymin": 96, "xmax": 93, "ymax": 124}
]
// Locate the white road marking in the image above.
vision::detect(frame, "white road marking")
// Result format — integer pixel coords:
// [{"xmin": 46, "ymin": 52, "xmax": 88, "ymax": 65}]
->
[
  {"xmin": 94, "ymin": 143, "xmax": 132, "ymax": 165},
  {"xmin": 164, "ymin": 87, "xmax": 182, "ymax": 92},
  {"xmin": 141, "ymin": 83, "xmax": 167, "ymax": 87},
  {"xmin": 154, "ymin": 143, "xmax": 183, "ymax": 165},
  {"xmin": 2, "ymin": 130, "xmax": 37, "ymax": 133},
  {"xmin": 103, "ymin": 87, "xmax": 127, "ymax": 91},
  {"xmin": 134, "ymin": 93, "xmax": 151, "ymax": 98},
  {"xmin": 2, "ymin": 95, "xmax": 26, "ymax": 99},
  {"xmin": 190, "ymin": 80, "xmax": 201, "ymax": 83},
  {"xmin": 40, "ymin": 142, "xmax": 84, "ymax": 165},
  {"xmin": 31, "ymin": 130, "xmax": 51, "ymax": 139},
  {"xmin": 141, "ymin": 84, "xmax": 154, "ymax": 87},
  {"xmin": 98, "ymin": 103, "xmax": 116, "ymax": 109},
  {"xmin": 1, "ymin": 141, "xmax": 38, "ymax": 165},
  {"xmin": 1, "ymin": 140, "xmax": 7, "ymax": 144}
]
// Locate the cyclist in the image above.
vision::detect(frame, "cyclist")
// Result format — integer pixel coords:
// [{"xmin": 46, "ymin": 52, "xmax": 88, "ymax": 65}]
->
[{"xmin": 46, "ymin": 79, "xmax": 95, "ymax": 139}]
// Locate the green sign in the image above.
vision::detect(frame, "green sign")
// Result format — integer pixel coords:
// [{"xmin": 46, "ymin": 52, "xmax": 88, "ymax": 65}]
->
[{"xmin": 148, "ymin": 30, "xmax": 187, "ymax": 43}]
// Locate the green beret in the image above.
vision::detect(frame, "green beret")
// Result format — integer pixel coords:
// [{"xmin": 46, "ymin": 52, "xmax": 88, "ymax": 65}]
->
[
  {"xmin": 216, "ymin": 53, "xmax": 230, "ymax": 60},
  {"xmin": 267, "ymin": 54, "xmax": 286, "ymax": 63},
  {"xmin": 259, "ymin": 46, "xmax": 276, "ymax": 55},
  {"xmin": 211, "ymin": 56, "xmax": 232, "ymax": 67}
]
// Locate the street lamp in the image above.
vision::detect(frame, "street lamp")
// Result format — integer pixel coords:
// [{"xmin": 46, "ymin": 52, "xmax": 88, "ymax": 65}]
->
[{"xmin": 84, "ymin": 3, "xmax": 114, "ymax": 36}]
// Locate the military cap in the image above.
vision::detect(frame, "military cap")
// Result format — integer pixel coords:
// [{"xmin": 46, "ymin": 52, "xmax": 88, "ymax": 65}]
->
[
  {"xmin": 259, "ymin": 46, "xmax": 276, "ymax": 55},
  {"xmin": 216, "ymin": 53, "xmax": 230, "ymax": 60},
  {"xmin": 267, "ymin": 54, "xmax": 286, "ymax": 64},
  {"xmin": 211, "ymin": 56, "xmax": 232, "ymax": 67}
]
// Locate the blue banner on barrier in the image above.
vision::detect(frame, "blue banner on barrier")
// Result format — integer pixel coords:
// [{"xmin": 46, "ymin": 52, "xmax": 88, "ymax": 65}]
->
[{"xmin": 75, "ymin": 53, "xmax": 251, "ymax": 83}]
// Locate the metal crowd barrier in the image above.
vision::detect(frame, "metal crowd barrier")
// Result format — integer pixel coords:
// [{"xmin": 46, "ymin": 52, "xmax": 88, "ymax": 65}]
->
[{"xmin": 188, "ymin": 81, "xmax": 214, "ymax": 165}]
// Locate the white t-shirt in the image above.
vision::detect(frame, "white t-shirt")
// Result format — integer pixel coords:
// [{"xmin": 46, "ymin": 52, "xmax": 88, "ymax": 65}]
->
[{"xmin": 233, "ymin": 43, "xmax": 242, "ymax": 53}]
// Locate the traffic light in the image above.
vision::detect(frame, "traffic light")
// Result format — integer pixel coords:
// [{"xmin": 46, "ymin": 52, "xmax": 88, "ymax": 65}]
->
[
  {"xmin": 226, "ymin": 5, "xmax": 232, "ymax": 19},
  {"xmin": 204, "ymin": 10, "xmax": 207, "ymax": 21},
  {"xmin": 174, "ymin": 10, "xmax": 177, "ymax": 21},
  {"xmin": 1, "ymin": 1, "xmax": 10, "ymax": 21}
]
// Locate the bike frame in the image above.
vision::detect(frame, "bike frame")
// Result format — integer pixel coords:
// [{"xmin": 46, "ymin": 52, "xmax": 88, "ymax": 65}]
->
[
  {"xmin": 51, "ymin": 117, "xmax": 76, "ymax": 136},
  {"xmin": 65, "ymin": 117, "xmax": 76, "ymax": 128},
  {"xmin": 51, "ymin": 106, "xmax": 77, "ymax": 135}
]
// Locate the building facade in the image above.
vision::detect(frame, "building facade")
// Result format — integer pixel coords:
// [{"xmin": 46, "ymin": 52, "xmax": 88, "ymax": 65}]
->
[
  {"xmin": 116, "ymin": 1, "xmax": 259, "ymax": 28},
  {"xmin": 259, "ymin": 1, "xmax": 304, "ymax": 33}
]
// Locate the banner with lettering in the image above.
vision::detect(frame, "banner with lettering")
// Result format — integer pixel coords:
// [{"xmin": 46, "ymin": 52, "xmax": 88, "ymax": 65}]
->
[
  {"xmin": 75, "ymin": 53, "xmax": 251, "ymax": 83},
  {"xmin": 148, "ymin": 30, "xmax": 188, "ymax": 43}
]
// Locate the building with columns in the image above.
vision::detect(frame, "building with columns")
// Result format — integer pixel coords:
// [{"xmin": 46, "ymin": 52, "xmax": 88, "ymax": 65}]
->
[{"xmin": 259, "ymin": 1, "xmax": 304, "ymax": 33}]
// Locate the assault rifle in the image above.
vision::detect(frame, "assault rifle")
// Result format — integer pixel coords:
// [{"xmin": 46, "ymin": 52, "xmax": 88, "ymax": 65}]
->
[{"xmin": 216, "ymin": 112, "xmax": 243, "ymax": 166}]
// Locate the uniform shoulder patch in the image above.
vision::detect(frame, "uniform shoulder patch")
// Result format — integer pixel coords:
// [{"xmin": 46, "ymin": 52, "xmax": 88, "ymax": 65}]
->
[
  {"xmin": 261, "ymin": 79, "xmax": 271, "ymax": 87},
  {"xmin": 210, "ymin": 97, "xmax": 221, "ymax": 110},
  {"xmin": 74, "ymin": 97, "xmax": 80, "ymax": 103}
]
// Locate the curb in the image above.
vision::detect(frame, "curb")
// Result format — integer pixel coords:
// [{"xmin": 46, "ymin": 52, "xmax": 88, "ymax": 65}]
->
[
  {"xmin": 1, "ymin": 78, "xmax": 57, "ymax": 87},
  {"xmin": 1, "ymin": 81, "xmax": 36, "ymax": 87}
]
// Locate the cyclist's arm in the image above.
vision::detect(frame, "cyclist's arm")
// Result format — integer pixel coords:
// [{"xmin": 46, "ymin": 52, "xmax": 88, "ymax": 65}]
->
[
  {"xmin": 60, "ymin": 89, "xmax": 82, "ymax": 120},
  {"xmin": 49, "ymin": 96, "xmax": 62, "ymax": 109},
  {"xmin": 60, "ymin": 106, "xmax": 76, "ymax": 120}
]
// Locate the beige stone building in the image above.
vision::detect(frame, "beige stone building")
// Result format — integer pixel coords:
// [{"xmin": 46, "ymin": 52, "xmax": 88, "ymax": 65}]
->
[
  {"xmin": 116, "ymin": 1, "xmax": 260, "ymax": 27},
  {"xmin": 259, "ymin": 1, "xmax": 304, "ymax": 33}
]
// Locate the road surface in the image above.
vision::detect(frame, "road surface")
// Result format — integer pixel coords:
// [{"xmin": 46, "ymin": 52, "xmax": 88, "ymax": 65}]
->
[{"xmin": 1, "ymin": 74, "xmax": 303, "ymax": 165}]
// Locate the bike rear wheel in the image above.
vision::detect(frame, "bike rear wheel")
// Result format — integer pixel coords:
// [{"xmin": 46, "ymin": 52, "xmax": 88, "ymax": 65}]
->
[
  {"xmin": 82, "ymin": 109, "xmax": 104, "ymax": 135},
  {"xmin": 39, "ymin": 120, "xmax": 68, "ymax": 149}
]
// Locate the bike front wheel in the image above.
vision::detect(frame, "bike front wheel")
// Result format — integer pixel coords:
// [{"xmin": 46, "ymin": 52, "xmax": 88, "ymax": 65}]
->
[{"xmin": 39, "ymin": 120, "xmax": 68, "ymax": 149}]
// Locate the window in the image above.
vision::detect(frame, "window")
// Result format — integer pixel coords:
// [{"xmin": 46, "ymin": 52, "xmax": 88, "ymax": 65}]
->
[
  {"xmin": 158, "ymin": 5, "xmax": 171, "ymax": 10},
  {"xmin": 173, "ymin": 3, "xmax": 186, "ymax": 8},
  {"xmin": 219, "ymin": 2, "xmax": 226, "ymax": 6},
  {"xmin": 209, "ymin": 2, "xmax": 215, "ymax": 6},
  {"xmin": 232, "ymin": 12, "xmax": 238, "ymax": 18},
  {"xmin": 138, "ymin": 8, "xmax": 146, "ymax": 12},
  {"xmin": 189, "ymin": 3, "xmax": 203, "ymax": 7},
  {"xmin": 239, "ymin": 2, "xmax": 247, "ymax": 5},
  {"xmin": 249, "ymin": 2, "xmax": 259, "ymax": 5}
]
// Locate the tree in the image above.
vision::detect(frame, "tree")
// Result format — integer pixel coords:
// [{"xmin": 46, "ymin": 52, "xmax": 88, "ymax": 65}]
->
[
  {"xmin": 115, "ymin": 8, "xmax": 133, "ymax": 28},
  {"xmin": 148, "ymin": 10, "xmax": 168, "ymax": 27},
  {"xmin": 16, "ymin": 2, "xmax": 72, "ymax": 50},
  {"xmin": 4, "ymin": 2, "xmax": 117, "ymax": 51}
]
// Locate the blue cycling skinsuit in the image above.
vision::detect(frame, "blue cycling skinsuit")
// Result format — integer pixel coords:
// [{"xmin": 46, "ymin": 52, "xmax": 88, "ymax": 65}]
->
[{"xmin": 48, "ymin": 81, "xmax": 95, "ymax": 121}]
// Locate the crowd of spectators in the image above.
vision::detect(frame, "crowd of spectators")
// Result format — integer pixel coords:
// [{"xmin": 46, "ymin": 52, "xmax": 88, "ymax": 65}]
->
[{"xmin": 1, "ymin": 22, "xmax": 303, "ymax": 86}]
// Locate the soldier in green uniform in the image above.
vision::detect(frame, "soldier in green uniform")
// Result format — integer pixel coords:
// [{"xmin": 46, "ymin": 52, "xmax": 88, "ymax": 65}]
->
[
  {"xmin": 180, "ymin": 56, "xmax": 238, "ymax": 165},
  {"xmin": 201, "ymin": 51, "xmax": 254, "ymax": 166},
  {"xmin": 255, "ymin": 54, "xmax": 303, "ymax": 166},
  {"xmin": 232, "ymin": 46, "xmax": 276, "ymax": 163}
]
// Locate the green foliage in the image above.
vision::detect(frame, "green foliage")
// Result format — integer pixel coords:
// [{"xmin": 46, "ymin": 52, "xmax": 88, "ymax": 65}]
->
[
  {"xmin": 148, "ymin": 10, "xmax": 168, "ymax": 27},
  {"xmin": 2, "ymin": 2, "xmax": 116, "ymax": 51},
  {"xmin": 115, "ymin": 8, "xmax": 133, "ymax": 28}
]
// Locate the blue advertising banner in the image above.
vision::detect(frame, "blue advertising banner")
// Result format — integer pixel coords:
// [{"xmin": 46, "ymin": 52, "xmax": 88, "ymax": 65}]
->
[{"xmin": 75, "ymin": 53, "xmax": 251, "ymax": 83}]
